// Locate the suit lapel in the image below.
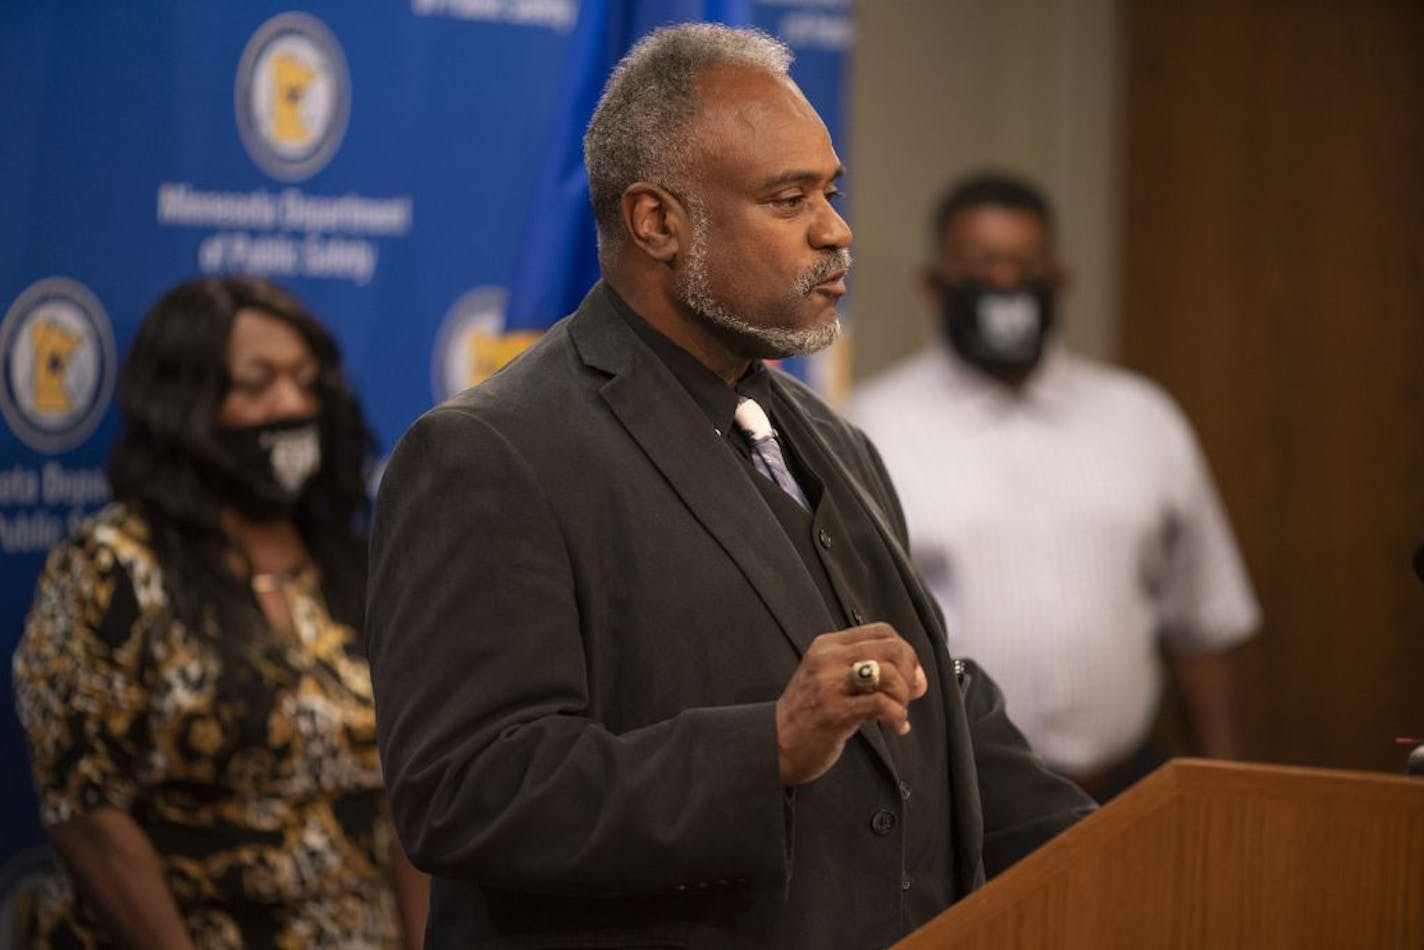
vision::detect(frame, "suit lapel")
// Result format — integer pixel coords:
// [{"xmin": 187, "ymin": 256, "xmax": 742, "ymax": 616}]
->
[
  {"xmin": 770, "ymin": 373, "xmax": 987, "ymax": 891},
  {"xmin": 568, "ymin": 287, "xmax": 833, "ymax": 662},
  {"xmin": 568, "ymin": 289, "xmax": 904, "ymax": 782}
]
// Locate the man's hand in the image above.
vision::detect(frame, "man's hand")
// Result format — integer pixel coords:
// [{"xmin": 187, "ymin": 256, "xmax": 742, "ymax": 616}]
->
[{"xmin": 775, "ymin": 623, "xmax": 928, "ymax": 786}]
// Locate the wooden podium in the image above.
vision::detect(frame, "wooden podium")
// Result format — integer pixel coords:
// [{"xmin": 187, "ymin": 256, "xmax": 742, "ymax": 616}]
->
[{"xmin": 894, "ymin": 759, "xmax": 1424, "ymax": 949}]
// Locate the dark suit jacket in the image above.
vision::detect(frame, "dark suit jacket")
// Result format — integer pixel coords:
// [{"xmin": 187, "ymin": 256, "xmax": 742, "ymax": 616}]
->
[{"xmin": 367, "ymin": 284, "xmax": 1094, "ymax": 949}]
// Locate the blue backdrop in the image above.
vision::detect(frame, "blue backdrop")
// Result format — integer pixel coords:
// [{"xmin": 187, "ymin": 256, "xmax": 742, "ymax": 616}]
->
[{"xmin": 0, "ymin": 1, "xmax": 851, "ymax": 860}]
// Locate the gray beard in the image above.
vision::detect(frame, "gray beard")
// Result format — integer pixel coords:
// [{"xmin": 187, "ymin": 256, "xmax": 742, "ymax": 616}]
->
[{"xmin": 676, "ymin": 211, "xmax": 849, "ymax": 359}]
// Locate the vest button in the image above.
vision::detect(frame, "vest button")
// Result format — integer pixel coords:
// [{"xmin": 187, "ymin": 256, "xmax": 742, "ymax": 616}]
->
[
  {"xmin": 870, "ymin": 809, "xmax": 897, "ymax": 835},
  {"xmin": 818, "ymin": 528, "xmax": 833, "ymax": 549}
]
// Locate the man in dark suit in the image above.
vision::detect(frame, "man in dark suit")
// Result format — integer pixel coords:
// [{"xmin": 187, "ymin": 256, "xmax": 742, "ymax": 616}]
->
[{"xmin": 367, "ymin": 22, "xmax": 1094, "ymax": 949}]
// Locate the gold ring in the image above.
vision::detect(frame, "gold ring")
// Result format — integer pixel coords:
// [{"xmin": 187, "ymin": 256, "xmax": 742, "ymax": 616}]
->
[{"xmin": 850, "ymin": 659, "xmax": 881, "ymax": 694}]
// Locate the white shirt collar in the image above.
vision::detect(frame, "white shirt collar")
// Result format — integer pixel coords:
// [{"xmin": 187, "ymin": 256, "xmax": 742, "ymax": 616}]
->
[{"xmin": 935, "ymin": 340, "xmax": 1075, "ymax": 416}]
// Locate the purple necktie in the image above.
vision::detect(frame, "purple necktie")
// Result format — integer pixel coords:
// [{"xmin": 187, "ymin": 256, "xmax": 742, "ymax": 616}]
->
[{"xmin": 734, "ymin": 397, "xmax": 811, "ymax": 512}]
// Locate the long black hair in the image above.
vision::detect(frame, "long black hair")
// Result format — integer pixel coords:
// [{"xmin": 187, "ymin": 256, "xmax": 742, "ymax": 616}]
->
[{"xmin": 106, "ymin": 276, "xmax": 375, "ymax": 639}]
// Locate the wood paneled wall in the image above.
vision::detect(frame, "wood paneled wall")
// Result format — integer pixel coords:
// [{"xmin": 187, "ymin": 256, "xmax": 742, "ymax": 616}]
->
[{"xmin": 1121, "ymin": 2, "xmax": 1424, "ymax": 771}]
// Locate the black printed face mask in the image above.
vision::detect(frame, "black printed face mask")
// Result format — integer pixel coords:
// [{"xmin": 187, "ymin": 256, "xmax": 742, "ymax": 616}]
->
[
  {"xmin": 938, "ymin": 280, "xmax": 1056, "ymax": 383},
  {"xmin": 212, "ymin": 416, "xmax": 321, "ymax": 522}
]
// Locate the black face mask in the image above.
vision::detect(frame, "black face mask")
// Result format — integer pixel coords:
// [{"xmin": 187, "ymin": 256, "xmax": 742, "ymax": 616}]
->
[
  {"xmin": 211, "ymin": 416, "xmax": 322, "ymax": 522},
  {"xmin": 938, "ymin": 280, "xmax": 1056, "ymax": 382}
]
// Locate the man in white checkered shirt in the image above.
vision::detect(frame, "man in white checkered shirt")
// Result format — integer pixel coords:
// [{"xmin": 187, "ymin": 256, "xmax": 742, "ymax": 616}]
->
[{"xmin": 850, "ymin": 172, "xmax": 1260, "ymax": 801}]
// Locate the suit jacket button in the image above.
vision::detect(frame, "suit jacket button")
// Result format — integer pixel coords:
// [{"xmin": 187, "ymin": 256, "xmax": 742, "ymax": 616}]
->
[
  {"xmin": 818, "ymin": 528, "xmax": 833, "ymax": 549},
  {"xmin": 901, "ymin": 872, "xmax": 914, "ymax": 891},
  {"xmin": 871, "ymin": 809, "xmax": 897, "ymax": 835}
]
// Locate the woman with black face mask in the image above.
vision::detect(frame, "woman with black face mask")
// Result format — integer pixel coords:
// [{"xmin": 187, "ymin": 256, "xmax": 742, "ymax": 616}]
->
[{"xmin": 13, "ymin": 276, "xmax": 428, "ymax": 948}]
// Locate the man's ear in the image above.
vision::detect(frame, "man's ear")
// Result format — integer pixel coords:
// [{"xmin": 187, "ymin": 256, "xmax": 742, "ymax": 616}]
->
[
  {"xmin": 619, "ymin": 183, "xmax": 685, "ymax": 264},
  {"xmin": 921, "ymin": 265, "xmax": 946, "ymax": 309}
]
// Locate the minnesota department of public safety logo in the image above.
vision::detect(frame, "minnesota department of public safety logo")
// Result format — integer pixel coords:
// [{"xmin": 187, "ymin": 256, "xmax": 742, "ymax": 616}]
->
[
  {"xmin": 235, "ymin": 12, "xmax": 350, "ymax": 182},
  {"xmin": 0, "ymin": 277, "xmax": 116, "ymax": 453},
  {"xmin": 431, "ymin": 287, "xmax": 542, "ymax": 401}
]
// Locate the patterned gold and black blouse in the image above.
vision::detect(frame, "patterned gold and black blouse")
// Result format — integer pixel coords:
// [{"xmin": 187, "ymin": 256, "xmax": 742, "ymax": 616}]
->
[{"xmin": 12, "ymin": 503, "xmax": 403, "ymax": 948}]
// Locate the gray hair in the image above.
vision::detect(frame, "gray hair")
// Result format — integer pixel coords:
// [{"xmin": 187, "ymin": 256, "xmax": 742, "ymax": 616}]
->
[{"xmin": 583, "ymin": 23, "xmax": 793, "ymax": 266}]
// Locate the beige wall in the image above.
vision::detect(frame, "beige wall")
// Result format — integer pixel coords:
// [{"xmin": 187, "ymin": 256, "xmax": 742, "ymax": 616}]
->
[{"xmin": 848, "ymin": 0, "xmax": 1122, "ymax": 381}]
